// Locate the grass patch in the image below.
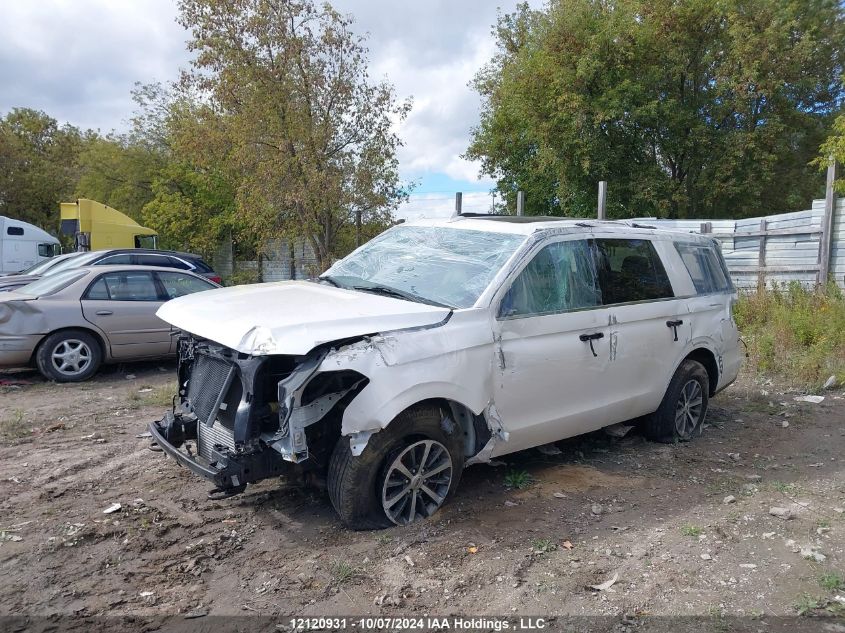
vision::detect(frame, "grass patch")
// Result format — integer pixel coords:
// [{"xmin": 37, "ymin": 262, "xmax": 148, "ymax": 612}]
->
[
  {"xmin": 819, "ymin": 572, "xmax": 845, "ymax": 592},
  {"xmin": 794, "ymin": 594, "xmax": 821, "ymax": 616},
  {"xmin": 531, "ymin": 538, "xmax": 557, "ymax": 554},
  {"xmin": 330, "ymin": 560, "xmax": 361, "ymax": 585},
  {"xmin": 770, "ymin": 481, "xmax": 798, "ymax": 494},
  {"xmin": 0, "ymin": 408, "xmax": 27, "ymax": 440},
  {"xmin": 735, "ymin": 282, "xmax": 845, "ymax": 389},
  {"xmin": 503, "ymin": 470, "xmax": 532, "ymax": 489},
  {"xmin": 680, "ymin": 524, "xmax": 703, "ymax": 537}
]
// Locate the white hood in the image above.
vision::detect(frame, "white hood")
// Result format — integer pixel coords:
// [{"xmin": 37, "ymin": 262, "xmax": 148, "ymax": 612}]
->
[{"xmin": 157, "ymin": 280, "xmax": 451, "ymax": 355}]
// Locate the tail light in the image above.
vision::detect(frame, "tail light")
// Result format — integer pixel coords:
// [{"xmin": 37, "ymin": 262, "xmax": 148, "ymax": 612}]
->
[{"xmin": 208, "ymin": 275, "xmax": 222, "ymax": 285}]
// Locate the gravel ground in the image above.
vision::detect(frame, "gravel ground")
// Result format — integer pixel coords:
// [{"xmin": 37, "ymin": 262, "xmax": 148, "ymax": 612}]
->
[{"xmin": 1, "ymin": 362, "xmax": 844, "ymax": 632}]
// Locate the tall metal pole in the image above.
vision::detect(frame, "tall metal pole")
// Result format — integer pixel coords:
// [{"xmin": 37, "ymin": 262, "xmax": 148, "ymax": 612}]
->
[
  {"xmin": 597, "ymin": 181, "xmax": 607, "ymax": 220},
  {"xmin": 516, "ymin": 190, "xmax": 524, "ymax": 216},
  {"xmin": 455, "ymin": 192, "xmax": 463, "ymax": 215}
]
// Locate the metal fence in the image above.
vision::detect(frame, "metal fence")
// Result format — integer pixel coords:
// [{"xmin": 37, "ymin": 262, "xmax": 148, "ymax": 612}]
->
[{"xmin": 634, "ymin": 195, "xmax": 844, "ymax": 290}]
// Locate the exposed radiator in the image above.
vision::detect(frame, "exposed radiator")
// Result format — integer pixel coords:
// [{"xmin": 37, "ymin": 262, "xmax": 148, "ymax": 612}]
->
[{"xmin": 197, "ymin": 418, "xmax": 237, "ymax": 462}]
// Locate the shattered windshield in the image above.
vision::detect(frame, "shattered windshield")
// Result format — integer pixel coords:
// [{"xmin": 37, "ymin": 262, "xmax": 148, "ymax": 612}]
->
[{"xmin": 323, "ymin": 225, "xmax": 526, "ymax": 309}]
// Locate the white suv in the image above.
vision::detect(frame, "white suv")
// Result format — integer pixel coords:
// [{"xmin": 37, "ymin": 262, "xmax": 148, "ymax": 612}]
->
[{"xmin": 150, "ymin": 215, "xmax": 742, "ymax": 529}]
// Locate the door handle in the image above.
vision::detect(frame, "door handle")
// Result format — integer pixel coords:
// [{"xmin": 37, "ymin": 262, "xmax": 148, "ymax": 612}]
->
[
  {"xmin": 95, "ymin": 310, "xmax": 113, "ymax": 316},
  {"xmin": 579, "ymin": 332, "xmax": 604, "ymax": 357},
  {"xmin": 666, "ymin": 319, "xmax": 683, "ymax": 341}
]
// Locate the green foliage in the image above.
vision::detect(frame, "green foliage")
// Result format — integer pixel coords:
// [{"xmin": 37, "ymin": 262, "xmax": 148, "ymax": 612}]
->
[
  {"xmin": 531, "ymin": 538, "xmax": 558, "ymax": 554},
  {"xmin": 176, "ymin": 0, "xmax": 412, "ymax": 269},
  {"xmin": 819, "ymin": 572, "xmax": 845, "ymax": 592},
  {"xmin": 0, "ymin": 108, "xmax": 85, "ymax": 233},
  {"xmin": 820, "ymin": 115, "xmax": 845, "ymax": 194},
  {"xmin": 680, "ymin": 524, "xmax": 703, "ymax": 537},
  {"xmin": 794, "ymin": 594, "xmax": 821, "ymax": 616},
  {"xmin": 468, "ymin": 0, "xmax": 845, "ymax": 218},
  {"xmin": 734, "ymin": 283, "xmax": 845, "ymax": 388},
  {"xmin": 74, "ymin": 135, "xmax": 163, "ymax": 220},
  {"xmin": 503, "ymin": 469, "xmax": 533, "ymax": 489}
]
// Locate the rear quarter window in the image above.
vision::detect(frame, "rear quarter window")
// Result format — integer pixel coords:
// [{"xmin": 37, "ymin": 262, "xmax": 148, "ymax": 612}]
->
[{"xmin": 674, "ymin": 242, "xmax": 733, "ymax": 294}]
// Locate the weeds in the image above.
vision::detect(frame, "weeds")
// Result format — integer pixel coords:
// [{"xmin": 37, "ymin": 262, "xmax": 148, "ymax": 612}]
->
[
  {"xmin": 680, "ymin": 524, "xmax": 703, "ymax": 537},
  {"xmin": 819, "ymin": 572, "xmax": 845, "ymax": 591},
  {"xmin": 794, "ymin": 594, "xmax": 821, "ymax": 615},
  {"xmin": 735, "ymin": 282, "xmax": 845, "ymax": 388},
  {"xmin": 0, "ymin": 408, "xmax": 27, "ymax": 440},
  {"xmin": 531, "ymin": 538, "xmax": 557, "ymax": 554},
  {"xmin": 330, "ymin": 560, "xmax": 360, "ymax": 584},
  {"xmin": 503, "ymin": 470, "xmax": 532, "ymax": 489},
  {"xmin": 771, "ymin": 481, "xmax": 798, "ymax": 494}
]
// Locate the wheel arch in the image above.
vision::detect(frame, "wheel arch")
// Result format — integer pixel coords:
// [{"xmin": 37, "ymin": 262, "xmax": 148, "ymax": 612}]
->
[{"xmin": 684, "ymin": 347, "xmax": 719, "ymax": 396}]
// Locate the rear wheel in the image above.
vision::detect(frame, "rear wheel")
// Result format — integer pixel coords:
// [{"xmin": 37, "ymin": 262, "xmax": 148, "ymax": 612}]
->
[
  {"xmin": 642, "ymin": 359, "xmax": 709, "ymax": 443},
  {"xmin": 327, "ymin": 403, "xmax": 464, "ymax": 530},
  {"xmin": 36, "ymin": 330, "xmax": 102, "ymax": 382}
]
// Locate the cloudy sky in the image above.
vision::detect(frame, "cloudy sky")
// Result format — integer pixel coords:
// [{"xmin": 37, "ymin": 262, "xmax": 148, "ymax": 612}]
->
[{"xmin": 0, "ymin": 0, "xmax": 538, "ymax": 220}]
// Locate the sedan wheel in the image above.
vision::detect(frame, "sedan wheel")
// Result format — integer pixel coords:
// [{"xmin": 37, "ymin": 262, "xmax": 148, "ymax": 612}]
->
[
  {"xmin": 381, "ymin": 439, "xmax": 453, "ymax": 526},
  {"xmin": 36, "ymin": 330, "xmax": 103, "ymax": 382},
  {"xmin": 51, "ymin": 339, "xmax": 93, "ymax": 377}
]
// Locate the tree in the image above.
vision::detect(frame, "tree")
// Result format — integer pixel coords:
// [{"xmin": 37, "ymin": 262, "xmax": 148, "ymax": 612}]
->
[
  {"xmin": 177, "ymin": 0, "xmax": 411, "ymax": 269},
  {"xmin": 820, "ymin": 109, "xmax": 845, "ymax": 194},
  {"xmin": 467, "ymin": 0, "xmax": 845, "ymax": 219},
  {"xmin": 0, "ymin": 108, "xmax": 85, "ymax": 231}
]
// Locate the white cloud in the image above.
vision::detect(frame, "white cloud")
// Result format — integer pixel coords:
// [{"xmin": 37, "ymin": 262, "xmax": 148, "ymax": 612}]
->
[{"xmin": 0, "ymin": 0, "xmax": 536, "ymax": 187}]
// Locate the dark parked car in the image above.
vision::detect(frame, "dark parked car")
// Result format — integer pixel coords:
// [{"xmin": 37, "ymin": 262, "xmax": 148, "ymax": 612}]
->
[{"xmin": 0, "ymin": 249, "xmax": 220, "ymax": 292}]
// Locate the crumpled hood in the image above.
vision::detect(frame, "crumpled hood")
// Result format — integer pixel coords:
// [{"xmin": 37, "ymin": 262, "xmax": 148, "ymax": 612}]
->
[{"xmin": 156, "ymin": 280, "xmax": 451, "ymax": 355}]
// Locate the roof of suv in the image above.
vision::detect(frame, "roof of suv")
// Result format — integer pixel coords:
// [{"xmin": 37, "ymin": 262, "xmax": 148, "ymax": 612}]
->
[{"xmin": 407, "ymin": 214, "xmax": 711, "ymax": 241}]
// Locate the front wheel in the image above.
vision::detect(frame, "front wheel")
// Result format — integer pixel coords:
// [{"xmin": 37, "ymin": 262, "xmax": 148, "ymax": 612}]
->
[
  {"xmin": 642, "ymin": 359, "xmax": 709, "ymax": 443},
  {"xmin": 327, "ymin": 403, "xmax": 464, "ymax": 530}
]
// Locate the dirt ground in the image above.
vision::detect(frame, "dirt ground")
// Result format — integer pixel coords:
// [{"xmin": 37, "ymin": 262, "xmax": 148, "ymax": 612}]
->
[{"xmin": 1, "ymin": 361, "xmax": 844, "ymax": 631}]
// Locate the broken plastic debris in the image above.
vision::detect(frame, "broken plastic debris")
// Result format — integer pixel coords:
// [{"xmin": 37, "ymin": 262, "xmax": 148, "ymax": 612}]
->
[
  {"xmin": 103, "ymin": 503, "xmax": 122, "ymax": 514},
  {"xmin": 553, "ymin": 492, "xmax": 567, "ymax": 499},
  {"xmin": 794, "ymin": 395, "xmax": 824, "ymax": 404},
  {"xmin": 823, "ymin": 375, "xmax": 837, "ymax": 390},
  {"xmin": 139, "ymin": 591, "xmax": 154, "ymax": 597},
  {"xmin": 588, "ymin": 573, "xmax": 618, "ymax": 591}
]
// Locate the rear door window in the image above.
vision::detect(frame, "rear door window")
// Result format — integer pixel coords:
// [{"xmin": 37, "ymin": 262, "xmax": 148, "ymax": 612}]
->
[
  {"xmin": 593, "ymin": 239, "xmax": 674, "ymax": 304},
  {"xmin": 133, "ymin": 254, "xmax": 172, "ymax": 268},
  {"xmin": 84, "ymin": 271, "xmax": 161, "ymax": 301},
  {"xmin": 674, "ymin": 242, "xmax": 733, "ymax": 294},
  {"xmin": 96, "ymin": 254, "xmax": 133, "ymax": 265},
  {"xmin": 156, "ymin": 272, "xmax": 215, "ymax": 299}
]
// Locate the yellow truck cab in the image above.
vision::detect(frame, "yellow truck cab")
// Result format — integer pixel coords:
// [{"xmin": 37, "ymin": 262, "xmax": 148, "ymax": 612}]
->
[{"xmin": 60, "ymin": 199, "xmax": 157, "ymax": 251}]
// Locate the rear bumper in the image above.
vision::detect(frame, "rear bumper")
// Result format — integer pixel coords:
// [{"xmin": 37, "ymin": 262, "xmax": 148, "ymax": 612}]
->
[{"xmin": 149, "ymin": 414, "xmax": 290, "ymax": 490}]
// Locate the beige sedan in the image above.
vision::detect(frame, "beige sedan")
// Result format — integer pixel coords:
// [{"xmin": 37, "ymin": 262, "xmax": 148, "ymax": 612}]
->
[{"xmin": 0, "ymin": 265, "xmax": 219, "ymax": 381}]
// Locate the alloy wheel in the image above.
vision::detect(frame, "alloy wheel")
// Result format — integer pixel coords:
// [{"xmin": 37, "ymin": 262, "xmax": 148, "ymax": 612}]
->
[
  {"xmin": 51, "ymin": 339, "xmax": 93, "ymax": 377},
  {"xmin": 675, "ymin": 379, "xmax": 704, "ymax": 438},
  {"xmin": 381, "ymin": 439, "xmax": 453, "ymax": 525}
]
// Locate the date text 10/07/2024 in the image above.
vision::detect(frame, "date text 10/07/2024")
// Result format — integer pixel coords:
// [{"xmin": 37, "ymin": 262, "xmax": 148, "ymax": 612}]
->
[{"xmin": 288, "ymin": 616, "xmax": 548, "ymax": 631}]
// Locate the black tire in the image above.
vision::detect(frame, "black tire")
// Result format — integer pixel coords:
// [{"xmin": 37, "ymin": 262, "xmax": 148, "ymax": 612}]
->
[
  {"xmin": 36, "ymin": 329, "xmax": 103, "ymax": 383},
  {"xmin": 642, "ymin": 359, "xmax": 709, "ymax": 443},
  {"xmin": 327, "ymin": 403, "xmax": 464, "ymax": 530}
]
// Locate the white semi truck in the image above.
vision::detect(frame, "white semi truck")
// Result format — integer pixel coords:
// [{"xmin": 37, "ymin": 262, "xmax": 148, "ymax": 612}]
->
[{"xmin": 0, "ymin": 216, "xmax": 61, "ymax": 275}]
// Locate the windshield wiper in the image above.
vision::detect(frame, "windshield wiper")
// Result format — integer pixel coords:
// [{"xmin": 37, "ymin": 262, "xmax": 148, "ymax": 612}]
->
[
  {"xmin": 351, "ymin": 284, "xmax": 453, "ymax": 309},
  {"xmin": 318, "ymin": 275, "xmax": 342, "ymax": 288}
]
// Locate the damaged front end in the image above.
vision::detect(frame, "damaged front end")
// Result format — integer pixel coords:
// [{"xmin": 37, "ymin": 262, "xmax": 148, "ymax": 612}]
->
[{"xmin": 149, "ymin": 335, "xmax": 367, "ymax": 496}]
